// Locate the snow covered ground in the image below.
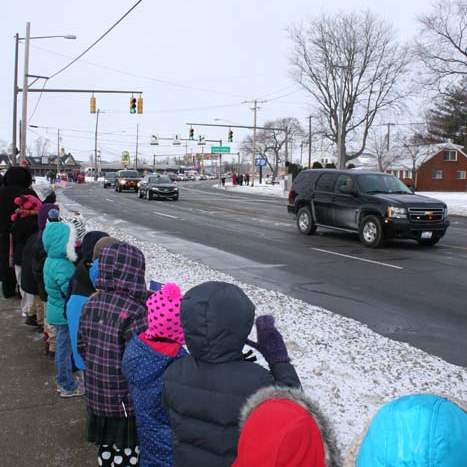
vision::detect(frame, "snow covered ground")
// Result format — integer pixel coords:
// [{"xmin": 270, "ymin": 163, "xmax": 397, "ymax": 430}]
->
[
  {"xmin": 418, "ymin": 192, "xmax": 467, "ymax": 216},
  {"xmin": 50, "ymin": 187, "xmax": 466, "ymax": 460},
  {"xmin": 216, "ymin": 180, "xmax": 288, "ymax": 198}
]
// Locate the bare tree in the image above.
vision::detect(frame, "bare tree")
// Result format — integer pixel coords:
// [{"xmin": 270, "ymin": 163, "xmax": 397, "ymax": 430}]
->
[
  {"xmin": 290, "ymin": 11, "xmax": 410, "ymax": 169},
  {"xmin": 241, "ymin": 117, "xmax": 304, "ymax": 181},
  {"xmin": 34, "ymin": 136, "xmax": 50, "ymax": 159},
  {"xmin": 367, "ymin": 127, "xmax": 404, "ymax": 171},
  {"xmin": 416, "ymin": 0, "xmax": 467, "ymax": 90}
]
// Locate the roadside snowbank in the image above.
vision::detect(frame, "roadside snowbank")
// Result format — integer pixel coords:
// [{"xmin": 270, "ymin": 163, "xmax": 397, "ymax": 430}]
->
[
  {"xmin": 216, "ymin": 181, "xmax": 287, "ymax": 198},
  {"xmin": 418, "ymin": 192, "xmax": 467, "ymax": 216},
  {"xmin": 58, "ymin": 193, "xmax": 466, "ymax": 459}
]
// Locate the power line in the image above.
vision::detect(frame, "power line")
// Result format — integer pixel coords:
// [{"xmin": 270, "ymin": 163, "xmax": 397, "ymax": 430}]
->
[{"xmin": 48, "ymin": 0, "xmax": 144, "ymax": 81}]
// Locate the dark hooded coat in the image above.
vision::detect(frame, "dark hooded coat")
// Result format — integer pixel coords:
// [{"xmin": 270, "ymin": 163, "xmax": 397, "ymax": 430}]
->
[
  {"xmin": 0, "ymin": 168, "xmax": 36, "ymax": 294},
  {"xmin": 78, "ymin": 242, "xmax": 148, "ymax": 418},
  {"xmin": 163, "ymin": 281, "xmax": 300, "ymax": 467}
]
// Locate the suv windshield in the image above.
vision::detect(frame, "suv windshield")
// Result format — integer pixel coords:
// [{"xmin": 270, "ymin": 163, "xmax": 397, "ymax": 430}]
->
[
  {"xmin": 119, "ymin": 171, "xmax": 138, "ymax": 178},
  {"xmin": 357, "ymin": 174, "xmax": 412, "ymax": 194},
  {"xmin": 149, "ymin": 176, "xmax": 172, "ymax": 184}
]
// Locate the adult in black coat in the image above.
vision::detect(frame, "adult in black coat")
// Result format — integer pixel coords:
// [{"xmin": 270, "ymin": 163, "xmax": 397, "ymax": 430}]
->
[
  {"xmin": 0, "ymin": 167, "xmax": 36, "ymax": 298},
  {"xmin": 163, "ymin": 281, "xmax": 301, "ymax": 467}
]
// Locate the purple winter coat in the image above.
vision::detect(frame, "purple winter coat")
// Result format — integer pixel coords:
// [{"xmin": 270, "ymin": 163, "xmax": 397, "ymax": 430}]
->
[{"xmin": 78, "ymin": 242, "xmax": 148, "ymax": 418}]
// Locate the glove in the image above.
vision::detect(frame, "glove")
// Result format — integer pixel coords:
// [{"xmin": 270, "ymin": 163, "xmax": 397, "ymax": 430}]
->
[
  {"xmin": 246, "ymin": 315, "xmax": 290, "ymax": 365},
  {"xmin": 242, "ymin": 349, "xmax": 257, "ymax": 363}
]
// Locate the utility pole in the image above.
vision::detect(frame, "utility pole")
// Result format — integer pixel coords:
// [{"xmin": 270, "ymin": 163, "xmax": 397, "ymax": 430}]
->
[
  {"xmin": 56, "ymin": 128, "xmax": 60, "ymax": 175},
  {"xmin": 153, "ymin": 154, "xmax": 156, "ymax": 172},
  {"xmin": 20, "ymin": 22, "xmax": 31, "ymax": 163},
  {"xmin": 12, "ymin": 33, "xmax": 19, "ymax": 165},
  {"xmin": 135, "ymin": 123, "xmax": 139, "ymax": 171},
  {"xmin": 337, "ymin": 75, "xmax": 345, "ymax": 169},
  {"xmin": 252, "ymin": 100, "xmax": 258, "ymax": 186},
  {"xmin": 386, "ymin": 122, "xmax": 395, "ymax": 152},
  {"xmin": 308, "ymin": 115, "xmax": 312, "ymax": 168},
  {"xmin": 94, "ymin": 109, "xmax": 100, "ymax": 180}
]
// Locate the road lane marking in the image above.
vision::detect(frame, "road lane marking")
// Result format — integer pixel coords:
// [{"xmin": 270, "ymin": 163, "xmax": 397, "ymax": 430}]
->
[
  {"xmin": 153, "ymin": 211, "xmax": 180, "ymax": 219},
  {"xmin": 443, "ymin": 244, "xmax": 467, "ymax": 251},
  {"xmin": 311, "ymin": 248, "xmax": 404, "ymax": 270},
  {"xmin": 105, "ymin": 198, "xmax": 113, "ymax": 202}
]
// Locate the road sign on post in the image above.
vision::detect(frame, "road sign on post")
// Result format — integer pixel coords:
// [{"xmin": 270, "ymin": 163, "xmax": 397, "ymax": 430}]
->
[
  {"xmin": 255, "ymin": 157, "xmax": 267, "ymax": 167},
  {"xmin": 210, "ymin": 146, "xmax": 230, "ymax": 153}
]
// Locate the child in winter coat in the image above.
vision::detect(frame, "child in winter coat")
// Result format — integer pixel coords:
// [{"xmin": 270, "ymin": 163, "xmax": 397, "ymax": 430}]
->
[
  {"xmin": 122, "ymin": 283, "xmax": 187, "ymax": 467},
  {"xmin": 65, "ymin": 230, "xmax": 108, "ymax": 370},
  {"xmin": 78, "ymin": 242, "xmax": 148, "ymax": 466},
  {"xmin": 31, "ymin": 204, "xmax": 60, "ymax": 358},
  {"xmin": 42, "ymin": 221, "xmax": 83, "ymax": 397},
  {"xmin": 162, "ymin": 281, "xmax": 301, "ymax": 467},
  {"xmin": 344, "ymin": 393, "xmax": 467, "ymax": 467},
  {"xmin": 234, "ymin": 387, "xmax": 339, "ymax": 467}
]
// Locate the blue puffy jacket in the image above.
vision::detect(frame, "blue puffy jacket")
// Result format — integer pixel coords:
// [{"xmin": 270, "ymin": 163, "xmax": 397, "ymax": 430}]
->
[
  {"xmin": 43, "ymin": 222, "xmax": 77, "ymax": 325},
  {"xmin": 356, "ymin": 394, "xmax": 467, "ymax": 467},
  {"xmin": 122, "ymin": 335, "xmax": 186, "ymax": 467}
]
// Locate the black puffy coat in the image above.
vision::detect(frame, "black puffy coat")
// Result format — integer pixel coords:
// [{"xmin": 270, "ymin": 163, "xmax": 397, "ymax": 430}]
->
[
  {"xmin": 0, "ymin": 167, "xmax": 36, "ymax": 280},
  {"xmin": 163, "ymin": 281, "xmax": 300, "ymax": 467},
  {"xmin": 31, "ymin": 234, "xmax": 47, "ymax": 301},
  {"xmin": 21, "ymin": 232, "xmax": 40, "ymax": 294}
]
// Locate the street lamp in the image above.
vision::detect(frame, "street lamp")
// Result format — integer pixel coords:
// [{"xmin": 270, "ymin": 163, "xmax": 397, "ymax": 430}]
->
[{"xmin": 12, "ymin": 23, "xmax": 76, "ymax": 165}]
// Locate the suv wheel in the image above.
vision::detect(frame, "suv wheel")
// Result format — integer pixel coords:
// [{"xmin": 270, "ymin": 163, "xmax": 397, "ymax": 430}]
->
[
  {"xmin": 359, "ymin": 215, "xmax": 384, "ymax": 248},
  {"xmin": 297, "ymin": 207, "xmax": 317, "ymax": 235}
]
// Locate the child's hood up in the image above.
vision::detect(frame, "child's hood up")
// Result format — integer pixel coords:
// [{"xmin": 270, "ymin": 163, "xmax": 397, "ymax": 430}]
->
[
  {"xmin": 96, "ymin": 242, "xmax": 147, "ymax": 304},
  {"xmin": 42, "ymin": 221, "xmax": 77, "ymax": 262}
]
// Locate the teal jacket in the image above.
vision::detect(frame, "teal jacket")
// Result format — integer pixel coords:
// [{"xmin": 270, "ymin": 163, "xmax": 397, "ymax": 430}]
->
[
  {"xmin": 356, "ymin": 394, "xmax": 467, "ymax": 467},
  {"xmin": 43, "ymin": 222, "xmax": 77, "ymax": 325}
]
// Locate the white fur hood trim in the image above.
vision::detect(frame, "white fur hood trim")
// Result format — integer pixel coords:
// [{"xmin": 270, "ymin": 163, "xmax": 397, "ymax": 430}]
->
[
  {"xmin": 239, "ymin": 386, "xmax": 341, "ymax": 466},
  {"xmin": 65, "ymin": 222, "xmax": 78, "ymax": 263}
]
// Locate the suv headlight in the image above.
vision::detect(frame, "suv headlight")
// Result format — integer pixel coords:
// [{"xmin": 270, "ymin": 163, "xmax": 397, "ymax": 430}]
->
[
  {"xmin": 387, "ymin": 206, "xmax": 407, "ymax": 219},
  {"xmin": 119, "ymin": 179, "xmax": 126, "ymax": 185}
]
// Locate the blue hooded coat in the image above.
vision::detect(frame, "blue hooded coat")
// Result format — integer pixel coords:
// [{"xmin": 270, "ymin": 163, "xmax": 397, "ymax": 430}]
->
[
  {"xmin": 355, "ymin": 394, "xmax": 467, "ymax": 467},
  {"xmin": 43, "ymin": 222, "xmax": 77, "ymax": 325},
  {"xmin": 122, "ymin": 337, "xmax": 187, "ymax": 467}
]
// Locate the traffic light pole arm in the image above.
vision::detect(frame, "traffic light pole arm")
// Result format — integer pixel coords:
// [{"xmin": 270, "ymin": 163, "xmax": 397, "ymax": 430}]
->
[
  {"xmin": 18, "ymin": 88, "xmax": 143, "ymax": 94},
  {"xmin": 186, "ymin": 122, "xmax": 285, "ymax": 132}
]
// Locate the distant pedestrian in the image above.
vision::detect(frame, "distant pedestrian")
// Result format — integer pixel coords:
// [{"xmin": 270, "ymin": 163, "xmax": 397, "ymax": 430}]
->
[
  {"xmin": 244, "ymin": 173, "xmax": 250, "ymax": 186},
  {"xmin": 221, "ymin": 176, "xmax": 226, "ymax": 187},
  {"xmin": 232, "ymin": 173, "xmax": 238, "ymax": 185},
  {"xmin": 122, "ymin": 283, "xmax": 187, "ymax": 467},
  {"xmin": 238, "ymin": 174, "xmax": 244, "ymax": 186},
  {"xmin": 78, "ymin": 242, "xmax": 148, "ymax": 466},
  {"xmin": 163, "ymin": 282, "xmax": 301, "ymax": 467},
  {"xmin": 42, "ymin": 221, "xmax": 83, "ymax": 398}
]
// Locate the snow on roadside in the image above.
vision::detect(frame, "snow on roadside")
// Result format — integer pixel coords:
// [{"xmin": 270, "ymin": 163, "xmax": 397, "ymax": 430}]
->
[
  {"xmin": 58, "ymin": 192, "xmax": 466, "ymax": 459},
  {"xmin": 418, "ymin": 192, "xmax": 467, "ymax": 217},
  {"xmin": 215, "ymin": 181, "xmax": 287, "ymax": 198}
]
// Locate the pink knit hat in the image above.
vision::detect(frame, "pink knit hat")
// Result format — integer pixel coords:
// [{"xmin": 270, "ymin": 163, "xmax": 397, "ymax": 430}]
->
[{"xmin": 145, "ymin": 283, "xmax": 184, "ymax": 344}]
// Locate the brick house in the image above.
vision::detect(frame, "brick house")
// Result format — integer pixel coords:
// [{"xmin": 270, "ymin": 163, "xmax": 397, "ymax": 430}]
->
[{"xmin": 386, "ymin": 143, "xmax": 467, "ymax": 191}]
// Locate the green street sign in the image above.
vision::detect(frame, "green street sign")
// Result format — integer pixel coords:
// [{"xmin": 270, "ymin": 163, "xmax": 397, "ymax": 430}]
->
[{"xmin": 210, "ymin": 146, "xmax": 230, "ymax": 154}]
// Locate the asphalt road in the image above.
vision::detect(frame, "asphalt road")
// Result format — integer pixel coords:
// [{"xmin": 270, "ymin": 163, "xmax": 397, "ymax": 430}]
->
[{"xmin": 65, "ymin": 181, "xmax": 467, "ymax": 367}]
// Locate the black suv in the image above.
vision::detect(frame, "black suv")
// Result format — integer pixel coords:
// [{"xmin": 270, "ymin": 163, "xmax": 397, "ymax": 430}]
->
[
  {"xmin": 103, "ymin": 172, "xmax": 116, "ymax": 188},
  {"xmin": 138, "ymin": 174, "xmax": 179, "ymax": 200},
  {"xmin": 288, "ymin": 170, "xmax": 449, "ymax": 247}
]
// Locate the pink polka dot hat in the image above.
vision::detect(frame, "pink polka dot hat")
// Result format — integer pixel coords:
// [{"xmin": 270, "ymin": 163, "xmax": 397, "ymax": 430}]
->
[{"xmin": 145, "ymin": 283, "xmax": 184, "ymax": 344}]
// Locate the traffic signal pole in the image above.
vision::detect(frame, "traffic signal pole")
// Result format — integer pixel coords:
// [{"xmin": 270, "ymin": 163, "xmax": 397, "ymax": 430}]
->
[
  {"xmin": 94, "ymin": 109, "xmax": 100, "ymax": 180},
  {"xmin": 20, "ymin": 22, "xmax": 30, "ymax": 163}
]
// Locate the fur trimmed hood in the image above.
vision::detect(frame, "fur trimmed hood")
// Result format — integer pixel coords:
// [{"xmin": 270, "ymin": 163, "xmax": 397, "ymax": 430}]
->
[
  {"xmin": 235, "ymin": 386, "xmax": 340, "ymax": 467},
  {"xmin": 344, "ymin": 393, "xmax": 467, "ymax": 467},
  {"xmin": 42, "ymin": 221, "xmax": 78, "ymax": 263}
]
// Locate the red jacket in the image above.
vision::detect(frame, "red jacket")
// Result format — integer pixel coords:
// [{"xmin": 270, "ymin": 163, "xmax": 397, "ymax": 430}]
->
[{"xmin": 234, "ymin": 387, "xmax": 340, "ymax": 467}]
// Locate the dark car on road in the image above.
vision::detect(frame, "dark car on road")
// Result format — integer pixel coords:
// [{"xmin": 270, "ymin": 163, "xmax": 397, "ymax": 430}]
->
[
  {"xmin": 288, "ymin": 169, "xmax": 450, "ymax": 247},
  {"xmin": 103, "ymin": 172, "xmax": 117, "ymax": 188},
  {"xmin": 115, "ymin": 170, "xmax": 141, "ymax": 192},
  {"xmin": 138, "ymin": 174, "xmax": 179, "ymax": 200}
]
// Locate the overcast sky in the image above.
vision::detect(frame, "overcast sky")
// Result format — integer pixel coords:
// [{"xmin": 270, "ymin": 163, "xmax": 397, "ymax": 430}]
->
[{"xmin": 2, "ymin": 0, "xmax": 431, "ymax": 163}]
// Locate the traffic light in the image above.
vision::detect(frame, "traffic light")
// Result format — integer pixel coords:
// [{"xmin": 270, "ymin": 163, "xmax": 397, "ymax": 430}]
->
[
  {"xmin": 228, "ymin": 128, "xmax": 233, "ymax": 143},
  {"xmin": 189, "ymin": 127, "xmax": 194, "ymax": 140},
  {"xmin": 137, "ymin": 96, "xmax": 143, "ymax": 114},
  {"xmin": 130, "ymin": 97, "xmax": 137, "ymax": 114},
  {"xmin": 90, "ymin": 96, "xmax": 96, "ymax": 114}
]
